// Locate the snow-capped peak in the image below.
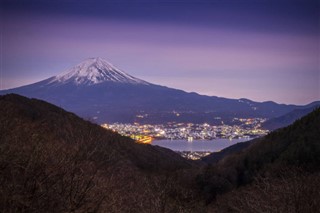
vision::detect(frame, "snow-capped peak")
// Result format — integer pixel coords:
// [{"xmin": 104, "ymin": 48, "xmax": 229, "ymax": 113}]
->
[{"xmin": 49, "ymin": 57, "xmax": 149, "ymax": 85}]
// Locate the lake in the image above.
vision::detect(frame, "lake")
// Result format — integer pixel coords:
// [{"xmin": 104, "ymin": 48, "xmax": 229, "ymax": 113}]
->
[{"xmin": 152, "ymin": 138, "xmax": 251, "ymax": 152}]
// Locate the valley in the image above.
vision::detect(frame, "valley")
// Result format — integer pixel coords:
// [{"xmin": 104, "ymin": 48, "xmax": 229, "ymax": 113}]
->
[
  {"xmin": 2, "ymin": 0, "xmax": 319, "ymax": 211},
  {"xmin": 1, "ymin": 94, "xmax": 319, "ymax": 212}
]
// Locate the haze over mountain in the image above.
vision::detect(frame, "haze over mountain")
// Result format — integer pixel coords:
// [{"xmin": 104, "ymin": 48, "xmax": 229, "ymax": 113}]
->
[
  {"xmin": 261, "ymin": 105, "xmax": 320, "ymax": 130},
  {"xmin": 1, "ymin": 58, "xmax": 318, "ymax": 125}
]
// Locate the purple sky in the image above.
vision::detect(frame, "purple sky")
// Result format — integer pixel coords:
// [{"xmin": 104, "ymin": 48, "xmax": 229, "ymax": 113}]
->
[{"xmin": 1, "ymin": 0, "xmax": 319, "ymax": 104}]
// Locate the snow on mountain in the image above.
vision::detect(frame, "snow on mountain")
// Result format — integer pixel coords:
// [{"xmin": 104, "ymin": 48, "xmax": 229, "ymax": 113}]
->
[{"xmin": 48, "ymin": 57, "xmax": 149, "ymax": 86}]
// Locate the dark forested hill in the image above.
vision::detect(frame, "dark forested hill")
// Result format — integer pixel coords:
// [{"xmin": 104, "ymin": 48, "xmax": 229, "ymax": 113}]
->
[
  {"xmin": 0, "ymin": 94, "xmax": 201, "ymax": 212},
  {"xmin": 0, "ymin": 94, "xmax": 192, "ymax": 171},
  {"xmin": 198, "ymin": 107, "xmax": 320, "ymax": 211}
]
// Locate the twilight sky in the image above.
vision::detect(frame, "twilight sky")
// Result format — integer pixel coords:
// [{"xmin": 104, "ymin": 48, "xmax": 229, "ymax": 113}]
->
[{"xmin": 1, "ymin": 0, "xmax": 319, "ymax": 104}]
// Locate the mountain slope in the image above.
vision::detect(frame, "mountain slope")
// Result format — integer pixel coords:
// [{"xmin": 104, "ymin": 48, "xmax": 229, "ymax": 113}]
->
[
  {"xmin": 0, "ymin": 58, "xmax": 313, "ymax": 124},
  {"xmin": 0, "ymin": 93, "xmax": 192, "ymax": 171},
  {"xmin": 0, "ymin": 94, "xmax": 203, "ymax": 212},
  {"xmin": 201, "ymin": 140, "xmax": 255, "ymax": 164},
  {"xmin": 197, "ymin": 108, "xmax": 320, "ymax": 203},
  {"xmin": 262, "ymin": 104, "xmax": 320, "ymax": 130}
]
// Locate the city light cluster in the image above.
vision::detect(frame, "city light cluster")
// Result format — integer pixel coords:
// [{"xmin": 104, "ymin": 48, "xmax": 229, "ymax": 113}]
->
[{"xmin": 101, "ymin": 117, "xmax": 269, "ymax": 141}]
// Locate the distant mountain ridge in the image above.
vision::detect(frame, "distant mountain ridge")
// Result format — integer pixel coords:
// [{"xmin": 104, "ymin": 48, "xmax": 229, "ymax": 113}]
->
[
  {"xmin": 1, "ymin": 57, "xmax": 318, "ymax": 125},
  {"xmin": 262, "ymin": 105, "xmax": 320, "ymax": 130}
]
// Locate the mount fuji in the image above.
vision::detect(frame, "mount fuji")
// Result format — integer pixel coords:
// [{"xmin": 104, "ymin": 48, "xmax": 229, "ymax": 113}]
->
[
  {"xmin": 1, "ymin": 57, "xmax": 318, "ymax": 125},
  {"xmin": 47, "ymin": 57, "xmax": 149, "ymax": 86}
]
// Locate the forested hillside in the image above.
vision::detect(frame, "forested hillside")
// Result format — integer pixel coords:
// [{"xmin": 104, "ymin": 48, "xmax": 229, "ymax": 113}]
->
[
  {"xmin": 0, "ymin": 94, "xmax": 202, "ymax": 212},
  {"xmin": 198, "ymin": 108, "xmax": 320, "ymax": 211}
]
